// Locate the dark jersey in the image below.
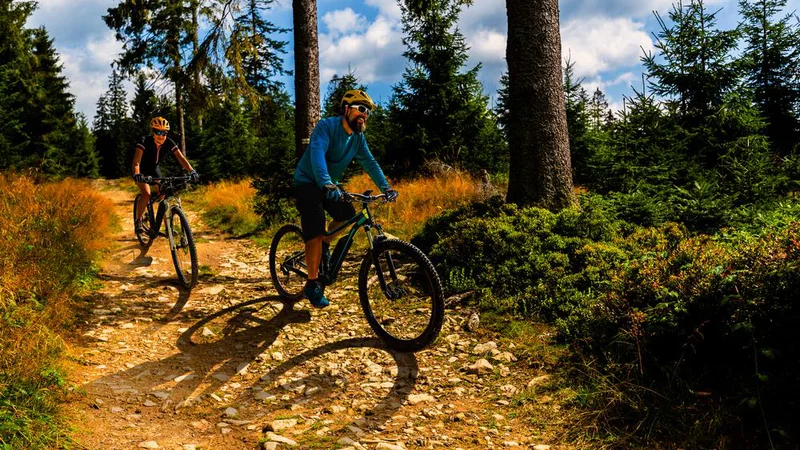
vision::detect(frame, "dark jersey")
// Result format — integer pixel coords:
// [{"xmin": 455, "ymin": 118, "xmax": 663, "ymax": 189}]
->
[{"xmin": 135, "ymin": 135, "xmax": 180, "ymax": 175}]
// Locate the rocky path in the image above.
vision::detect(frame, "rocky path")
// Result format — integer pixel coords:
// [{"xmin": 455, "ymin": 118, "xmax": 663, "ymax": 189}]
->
[{"xmin": 64, "ymin": 182, "xmax": 566, "ymax": 450}]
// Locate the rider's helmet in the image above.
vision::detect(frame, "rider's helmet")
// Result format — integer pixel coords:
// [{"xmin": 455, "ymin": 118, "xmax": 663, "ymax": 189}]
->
[
  {"xmin": 341, "ymin": 89, "xmax": 376, "ymax": 112},
  {"xmin": 150, "ymin": 117, "xmax": 169, "ymax": 145}
]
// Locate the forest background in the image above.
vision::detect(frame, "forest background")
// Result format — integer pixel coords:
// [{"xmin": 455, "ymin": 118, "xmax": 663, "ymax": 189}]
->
[{"xmin": 2, "ymin": 0, "xmax": 800, "ymax": 448}]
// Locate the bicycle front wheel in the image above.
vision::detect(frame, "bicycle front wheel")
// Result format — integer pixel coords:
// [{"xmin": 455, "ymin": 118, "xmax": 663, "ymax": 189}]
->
[
  {"xmin": 168, "ymin": 207, "xmax": 198, "ymax": 289},
  {"xmin": 133, "ymin": 194, "xmax": 152, "ymax": 247},
  {"xmin": 359, "ymin": 239, "xmax": 444, "ymax": 352},
  {"xmin": 269, "ymin": 224, "xmax": 307, "ymax": 300}
]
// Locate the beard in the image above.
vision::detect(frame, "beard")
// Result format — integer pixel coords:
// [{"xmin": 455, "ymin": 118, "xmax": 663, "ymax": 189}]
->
[{"xmin": 348, "ymin": 116, "xmax": 367, "ymax": 134}]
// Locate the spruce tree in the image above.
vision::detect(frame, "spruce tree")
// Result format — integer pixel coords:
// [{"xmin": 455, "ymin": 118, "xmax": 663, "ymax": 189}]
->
[
  {"xmin": 738, "ymin": 0, "xmax": 800, "ymax": 154},
  {"xmin": 563, "ymin": 58, "xmax": 590, "ymax": 183},
  {"xmin": 643, "ymin": 0, "xmax": 740, "ymax": 120},
  {"xmin": 229, "ymin": 0, "xmax": 290, "ymax": 98},
  {"xmin": 495, "ymin": 72, "xmax": 509, "ymax": 138},
  {"xmin": 643, "ymin": 0, "xmax": 742, "ymax": 161},
  {"xmin": 388, "ymin": 0, "xmax": 498, "ymax": 173},
  {"xmin": 72, "ymin": 113, "xmax": 100, "ymax": 178},
  {"xmin": 0, "ymin": 0, "xmax": 34, "ymax": 170},
  {"xmin": 94, "ymin": 68, "xmax": 136, "ymax": 178}
]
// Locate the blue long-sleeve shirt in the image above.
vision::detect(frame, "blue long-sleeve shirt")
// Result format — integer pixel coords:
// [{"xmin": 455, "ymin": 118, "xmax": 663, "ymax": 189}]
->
[{"xmin": 293, "ymin": 117, "xmax": 390, "ymax": 191}]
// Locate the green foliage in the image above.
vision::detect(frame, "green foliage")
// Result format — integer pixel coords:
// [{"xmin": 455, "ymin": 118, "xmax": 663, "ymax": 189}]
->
[
  {"xmin": 383, "ymin": 0, "xmax": 505, "ymax": 175},
  {"xmin": 738, "ymin": 0, "xmax": 800, "ymax": 155},
  {"xmin": 196, "ymin": 98, "xmax": 259, "ymax": 180},
  {"xmin": 0, "ymin": 3, "xmax": 95, "ymax": 177},
  {"xmin": 415, "ymin": 194, "xmax": 800, "ymax": 446}
]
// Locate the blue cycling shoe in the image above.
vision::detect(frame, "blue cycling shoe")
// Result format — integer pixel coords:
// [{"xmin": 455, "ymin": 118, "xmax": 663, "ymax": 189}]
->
[{"xmin": 303, "ymin": 279, "xmax": 329, "ymax": 308}]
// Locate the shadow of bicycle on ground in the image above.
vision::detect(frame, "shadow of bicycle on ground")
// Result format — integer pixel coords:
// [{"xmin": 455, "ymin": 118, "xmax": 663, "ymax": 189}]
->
[{"xmin": 72, "ymin": 295, "xmax": 418, "ymax": 447}]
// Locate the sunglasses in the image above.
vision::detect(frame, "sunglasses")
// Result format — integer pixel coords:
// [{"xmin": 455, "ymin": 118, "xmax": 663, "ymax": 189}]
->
[
  {"xmin": 348, "ymin": 104, "xmax": 371, "ymax": 116},
  {"xmin": 153, "ymin": 129, "xmax": 167, "ymax": 136}
]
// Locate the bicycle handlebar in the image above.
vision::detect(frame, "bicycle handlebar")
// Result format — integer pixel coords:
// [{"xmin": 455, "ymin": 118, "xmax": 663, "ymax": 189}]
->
[{"xmin": 342, "ymin": 191, "xmax": 395, "ymax": 204}]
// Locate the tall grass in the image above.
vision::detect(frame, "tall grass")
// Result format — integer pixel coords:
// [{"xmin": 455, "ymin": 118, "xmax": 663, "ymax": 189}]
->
[
  {"xmin": 343, "ymin": 171, "xmax": 487, "ymax": 239},
  {"xmin": 191, "ymin": 179, "xmax": 261, "ymax": 236},
  {"xmin": 0, "ymin": 174, "xmax": 113, "ymax": 449}
]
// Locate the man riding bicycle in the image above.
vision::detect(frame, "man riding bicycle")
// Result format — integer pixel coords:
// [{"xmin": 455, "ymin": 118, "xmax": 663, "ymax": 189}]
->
[
  {"xmin": 294, "ymin": 89, "xmax": 398, "ymax": 308},
  {"xmin": 132, "ymin": 117, "xmax": 199, "ymax": 234}
]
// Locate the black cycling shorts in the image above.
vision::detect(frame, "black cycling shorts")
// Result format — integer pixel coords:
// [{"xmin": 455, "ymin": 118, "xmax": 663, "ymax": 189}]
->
[{"xmin": 294, "ymin": 183, "xmax": 356, "ymax": 241}]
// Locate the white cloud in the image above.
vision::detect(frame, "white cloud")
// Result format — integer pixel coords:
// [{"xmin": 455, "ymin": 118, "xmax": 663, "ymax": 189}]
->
[
  {"xmin": 322, "ymin": 8, "xmax": 369, "ymax": 37},
  {"xmin": 364, "ymin": 0, "xmax": 402, "ymax": 21},
  {"xmin": 561, "ymin": 17, "xmax": 654, "ymax": 78},
  {"xmin": 467, "ymin": 29, "xmax": 506, "ymax": 64},
  {"xmin": 55, "ymin": 32, "xmax": 124, "ymax": 123},
  {"xmin": 319, "ymin": 14, "xmax": 405, "ymax": 85}
]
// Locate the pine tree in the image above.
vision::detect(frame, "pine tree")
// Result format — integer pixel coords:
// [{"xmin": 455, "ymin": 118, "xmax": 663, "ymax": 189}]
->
[
  {"xmin": 738, "ymin": 0, "xmax": 800, "ymax": 154},
  {"xmin": 643, "ymin": 0, "xmax": 740, "ymax": 122},
  {"xmin": 25, "ymin": 27, "xmax": 82, "ymax": 175},
  {"xmin": 563, "ymin": 58, "xmax": 591, "ymax": 183},
  {"xmin": 643, "ymin": 0, "xmax": 743, "ymax": 163},
  {"xmin": 495, "ymin": 72, "xmax": 509, "ymax": 138},
  {"xmin": 130, "ymin": 72, "xmax": 159, "ymax": 133},
  {"xmin": 292, "ymin": 0, "xmax": 320, "ymax": 157},
  {"xmin": 0, "ymin": 0, "xmax": 34, "ymax": 170},
  {"xmin": 105, "ymin": 0, "xmax": 199, "ymax": 152},
  {"xmin": 229, "ymin": 0, "xmax": 290, "ymax": 98},
  {"xmin": 72, "ymin": 113, "xmax": 100, "ymax": 178},
  {"xmin": 94, "ymin": 68, "xmax": 136, "ymax": 178},
  {"xmin": 588, "ymin": 88, "xmax": 609, "ymax": 130},
  {"xmin": 388, "ymin": 0, "xmax": 498, "ymax": 173}
]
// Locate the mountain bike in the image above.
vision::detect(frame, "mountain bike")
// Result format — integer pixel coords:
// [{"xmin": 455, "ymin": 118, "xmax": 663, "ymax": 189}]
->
[
  {"xmin": 133, "ymin": 175, "xmax": 198, "ymax": 289},
  {"xmin": 269, "ymin": 191, "xmax": 444, "ymax": 352}
]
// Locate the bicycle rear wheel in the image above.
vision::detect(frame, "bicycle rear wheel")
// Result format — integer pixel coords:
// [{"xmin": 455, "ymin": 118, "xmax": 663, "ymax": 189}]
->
[
  {"xmin": 168, "ymin": 207, "xmax": 198, "ymax": 289},
  {"xmin": 133, "ymin": 194, "xmax": 152, "ymax": 247},
  {"xmin": 359, "ymin": 239, "xmax": 444, "ymax": 352},
  {"xmin": 269, "ymin": 224, "xmax": 307, "ymax": 300}
]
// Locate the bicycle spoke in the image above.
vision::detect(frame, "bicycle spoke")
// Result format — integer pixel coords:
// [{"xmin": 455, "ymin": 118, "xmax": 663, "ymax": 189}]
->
[
  {"xmin": 359, "ymin": 240, "xmax": 444, "ymax": 351},
  {"xmin": 269, "ymin": 225, "xmax": 307, "ymax": 299}
]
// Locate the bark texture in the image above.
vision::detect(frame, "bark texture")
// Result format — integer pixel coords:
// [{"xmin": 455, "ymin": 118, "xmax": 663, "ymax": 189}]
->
[
  {"xmin": 293, "ymin": 0, "xmax": 321, "ymax": 158},
  {"xmin": 505, "ymin": 0, "xmax": 575, "ymax": 210}
]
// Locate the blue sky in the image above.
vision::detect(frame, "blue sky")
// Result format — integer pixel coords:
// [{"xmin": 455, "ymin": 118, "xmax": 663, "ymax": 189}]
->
[{"xmin": 27, "ymin": 0, "xmax": 800, "ymax": 123}]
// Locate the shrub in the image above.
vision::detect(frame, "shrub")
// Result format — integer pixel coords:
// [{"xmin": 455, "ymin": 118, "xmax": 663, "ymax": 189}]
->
[
  {"xmin": 193, "ymin": 179, "xmax": 262, "ymax": 236},
  {"xmin": 414, "ymin": 194, "xmax": 800, "ymax": 446},
  {"xmin": 0, "ymin": 174, "xmax": 112, "ymax": 448}
]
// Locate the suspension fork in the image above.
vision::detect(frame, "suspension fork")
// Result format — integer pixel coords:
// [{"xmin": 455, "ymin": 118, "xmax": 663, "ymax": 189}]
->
[{"xmin": 367, "ymin": 225, "xmax": 398, "ymax": 295}]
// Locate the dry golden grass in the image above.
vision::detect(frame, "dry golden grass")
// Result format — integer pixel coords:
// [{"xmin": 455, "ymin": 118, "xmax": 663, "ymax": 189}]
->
[
  {"xmin": 193, "ymin": 179, "xmax": 261, "ymax": 235},
  {"xmin": 0, "ymin": 174, "xmax": 113, "ymax": 380},
  {"xmin": 342, "ymin": 171, "xmax": 488, "ymax": 239}
]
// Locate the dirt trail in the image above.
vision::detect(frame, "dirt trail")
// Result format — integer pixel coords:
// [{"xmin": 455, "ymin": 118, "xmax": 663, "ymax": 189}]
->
[{"xmin": 64, "ymin": 181, "xmax": 566, "ymax": 450}]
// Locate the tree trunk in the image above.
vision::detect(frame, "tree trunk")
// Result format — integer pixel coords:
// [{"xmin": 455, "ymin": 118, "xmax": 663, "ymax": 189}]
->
[
  {"xmin": 293, "ymin": 0, "xmax": 320, "ymax": 158},
  {"xmin": 505, "ymin": 0, "xmax": 575, "ymax": 210},
  {"xmin": 176, "ymin": 79, "xmax": 186, "ymax": 154},
  {"xmin": 191, "ymin": 0, "xmax": 203, "ymax": 132}
]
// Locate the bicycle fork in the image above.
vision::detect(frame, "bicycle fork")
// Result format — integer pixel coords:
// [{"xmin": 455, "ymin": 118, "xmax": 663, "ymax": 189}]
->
[{"xmin": 367, "ymin": 231, "xmax": 404, "ymax": 300}]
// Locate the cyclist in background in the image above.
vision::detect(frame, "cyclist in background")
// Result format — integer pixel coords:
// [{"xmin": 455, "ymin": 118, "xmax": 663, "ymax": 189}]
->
[
  {"xmin": 293, "ymin": 89, "xmax": 398, "ymax": 308},
  {"xmin": 132, "ymin": 117, "xmax": 199, "ymax": 234}
]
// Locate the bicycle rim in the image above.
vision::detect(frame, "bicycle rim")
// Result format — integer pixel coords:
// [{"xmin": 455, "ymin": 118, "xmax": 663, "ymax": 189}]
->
[
  {"xmin": 269, "ymin": 224, "xmax": 307, "ymax": 299},
  {"xmin": 169, "ymin": 208, "xmax": 198, "ymax": 288},
  {"xmin": 359, "ymin": 239, "xmax": 444, "ymax": 352}
]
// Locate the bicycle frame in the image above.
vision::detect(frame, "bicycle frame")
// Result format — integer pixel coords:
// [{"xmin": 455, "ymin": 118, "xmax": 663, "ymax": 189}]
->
[
  {"xmin": 280, "ymin": 195, "xmax": 393, "ymax": 287},
  {"xmin": 143, "ymin": 179, "xmax": 187, "ymax": 241}
]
